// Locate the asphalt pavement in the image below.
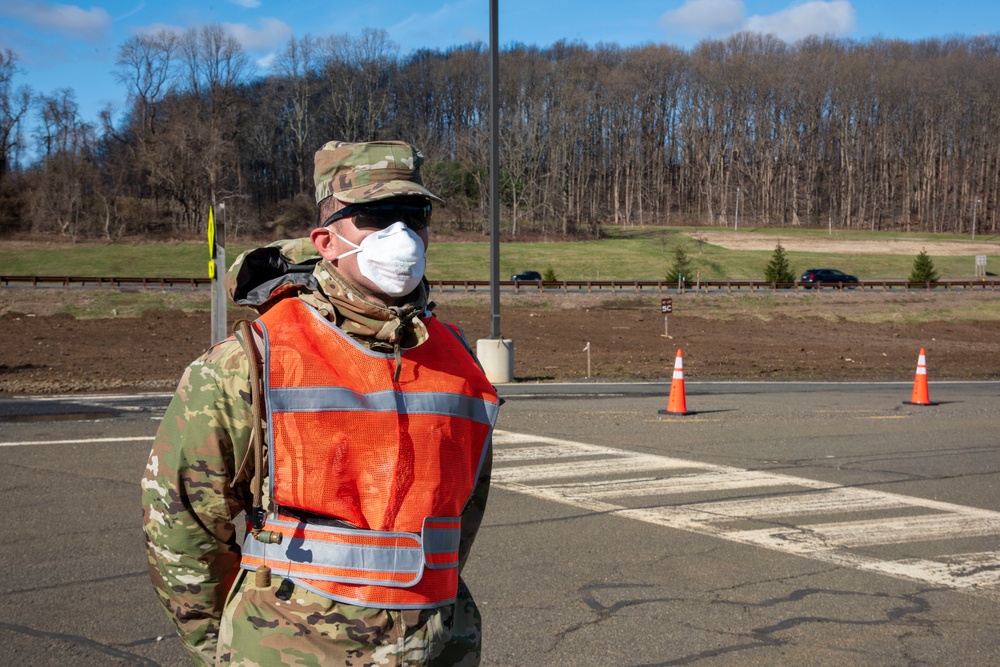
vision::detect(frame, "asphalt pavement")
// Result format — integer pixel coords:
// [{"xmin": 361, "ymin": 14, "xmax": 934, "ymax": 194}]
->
[{"xmin": 1, "ymin": 381, "xmax": 998, "ymax": 666}]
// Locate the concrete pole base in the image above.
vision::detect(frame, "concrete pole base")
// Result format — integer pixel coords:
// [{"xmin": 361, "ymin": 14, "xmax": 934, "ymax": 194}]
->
[{"xmin": 476, "ymin": 338, "xmax": 514, "ymax": 384}]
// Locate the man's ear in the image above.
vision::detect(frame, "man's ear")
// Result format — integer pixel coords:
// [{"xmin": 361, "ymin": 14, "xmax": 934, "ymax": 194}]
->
[{"xmin": 311, "ymin": 226, "xmax": 339, "ymax": 261}]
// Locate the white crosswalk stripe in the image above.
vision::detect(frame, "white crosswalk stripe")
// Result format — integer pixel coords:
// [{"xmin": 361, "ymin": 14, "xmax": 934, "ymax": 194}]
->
[
  {"xmin": 552, "ymin": 469, "xmax": 821, "ymax": 498},
  {"xmin": 491, "ymin": 430, "xmax": 1000, "ymax": 599},
  {"xmin": 494, "ymin": 454, "xmax": 697, "ymax": 483}
]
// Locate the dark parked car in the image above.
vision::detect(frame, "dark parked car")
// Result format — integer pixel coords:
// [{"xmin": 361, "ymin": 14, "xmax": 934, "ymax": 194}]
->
[
  {"xmin": 800, "ymin": 268, "xmax": 859, "ymax": 285},
  {"xmin": 511, "ymin": 271, "xmax": 542, "ymax": 284}
]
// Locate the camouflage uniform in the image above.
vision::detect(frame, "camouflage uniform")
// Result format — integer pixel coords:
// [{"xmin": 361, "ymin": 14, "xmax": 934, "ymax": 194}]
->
[{"xmin": 143, "ymin": 143, "xmax": 492, "ymax": 666}]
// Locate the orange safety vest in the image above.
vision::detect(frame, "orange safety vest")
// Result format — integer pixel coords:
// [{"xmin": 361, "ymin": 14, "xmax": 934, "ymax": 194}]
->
[{"xmin": 239, "ymin": 298, "xmax": 499, "ymax": 609}]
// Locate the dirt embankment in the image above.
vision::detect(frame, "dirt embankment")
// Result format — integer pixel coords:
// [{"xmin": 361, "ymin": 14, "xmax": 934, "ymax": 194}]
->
[{"xmin": 2, "ymin": 290, "xmax": 998, "ymax": 394}]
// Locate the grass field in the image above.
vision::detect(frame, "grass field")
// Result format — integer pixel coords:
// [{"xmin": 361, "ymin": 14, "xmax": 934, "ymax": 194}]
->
[{"xmin": 2, "ymin": 226, "xmax": 998, "ymax": 282}]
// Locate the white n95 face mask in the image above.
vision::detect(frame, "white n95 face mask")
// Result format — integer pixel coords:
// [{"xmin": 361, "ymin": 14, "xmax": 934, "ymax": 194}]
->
[{"xmin": 335, "ymin": 221, "xmax": 426, "ymax": 297}]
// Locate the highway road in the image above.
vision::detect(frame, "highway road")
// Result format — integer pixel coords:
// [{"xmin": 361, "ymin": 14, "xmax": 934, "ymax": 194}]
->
[{"xmin": 1, "ymin": 381, "xmax": 998, "ymax": 666}]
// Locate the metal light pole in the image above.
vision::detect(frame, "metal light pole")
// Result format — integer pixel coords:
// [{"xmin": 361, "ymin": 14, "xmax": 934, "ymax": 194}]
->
[
  {"xmin": 489, "ymin": 0, "xmax": 500, "ymax": 340},
  {"xmin": 475, "ymin": 0, "xmax": 514, "ymax": 383},
  {"xmin": 734, "ymin": 186, "xmax": 740, "ymax": 232},
  {"xmin": 972, "ymin": 197, "xmax": 979, "ymax": 241}
]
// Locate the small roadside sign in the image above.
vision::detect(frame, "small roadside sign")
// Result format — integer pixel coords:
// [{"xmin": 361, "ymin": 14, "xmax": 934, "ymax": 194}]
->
[{"xmin": 661, "ymin": 298, "xmax": 673, "ymax": 338}]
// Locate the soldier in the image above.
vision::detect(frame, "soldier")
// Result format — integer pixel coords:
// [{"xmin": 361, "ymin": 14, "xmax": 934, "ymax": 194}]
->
[{"xmin": 142, "ymin": 140, "xmax": 500, "ymax": 666}]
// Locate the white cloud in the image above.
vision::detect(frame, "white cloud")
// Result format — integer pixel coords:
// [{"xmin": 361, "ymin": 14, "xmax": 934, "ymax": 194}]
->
[
  {"xmin": 256, "ymin": 53, "xmax": 276, "ymax": 70},
  {"xmin": 0, "ymin": 0, "xmax": 112, "ymax": 43},
  {"xmin": 135, "ymin": 17, "xmax": 292, "ymax": 53},
  {"xmin": 745, "ymin": 1, "xmax": 856, "ymax": 42},
  {"xmin": 660, "ymin": 0, "xmax": 857, "ymax": 43},
  {"xmin": 660, "ymin": 0, "xmax": 746, "ymax": 36},
  {"xmin": 229, "ymin": 0, "xmax": 262, "ymax": 8},
  {"xmin": 223, "ymin": 18, "xmax": 292, "ymax": 51}
]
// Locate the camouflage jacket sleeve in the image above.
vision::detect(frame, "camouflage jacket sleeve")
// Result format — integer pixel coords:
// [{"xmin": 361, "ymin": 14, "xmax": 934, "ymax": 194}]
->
[{"xmin": 141, "ymin": 339, "xmax": 253, "ymax": 666}]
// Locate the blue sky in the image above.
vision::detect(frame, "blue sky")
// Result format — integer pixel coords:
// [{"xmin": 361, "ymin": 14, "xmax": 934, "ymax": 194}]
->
[{"xmin": 2, "ymin": 0, "xmax": 998, "ymax": 127}]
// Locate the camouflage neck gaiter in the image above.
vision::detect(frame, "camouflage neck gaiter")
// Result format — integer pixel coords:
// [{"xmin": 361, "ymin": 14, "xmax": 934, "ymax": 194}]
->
[{"xmin": 313, "ymin": 260, "xmax": 431, "ymax": 354}]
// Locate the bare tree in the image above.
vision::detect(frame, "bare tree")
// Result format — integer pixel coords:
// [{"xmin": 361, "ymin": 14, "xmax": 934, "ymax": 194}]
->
[
  {"xmin": 0, "ymin": 50, "xmax": 32, "ymax": 188},
  {"xmin": 114, "ymin": 31, "xmax": 178, "ymax": 137},
  {"xmin": 273, "ymin": 35, "xmax": 322, "ymax": 195},
  {"xmin": 320, "ymin": 28, "xmax": 398, "ymax": 142},
  {"xmin": 176, "ymin": 25, "xmax": 254, "ymax": 229},
  {"xmin": 28, "ymin": 89, "xmax": 99, "ymax": 238},
  {"xmin": 8, "ymin": 32, "xmax": 1000, "ymax": 241}
]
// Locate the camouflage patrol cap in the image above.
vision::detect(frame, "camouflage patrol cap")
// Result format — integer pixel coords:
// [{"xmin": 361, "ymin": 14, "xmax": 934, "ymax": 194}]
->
[{"xmin": 313, "ymin": 140, "xmax": 443, "ymax": 205}]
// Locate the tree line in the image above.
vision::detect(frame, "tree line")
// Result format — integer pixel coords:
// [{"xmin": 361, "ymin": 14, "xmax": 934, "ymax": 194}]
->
[{"xmin": 1, "ymin": 29, "xmax": 997, "ymax": 240}]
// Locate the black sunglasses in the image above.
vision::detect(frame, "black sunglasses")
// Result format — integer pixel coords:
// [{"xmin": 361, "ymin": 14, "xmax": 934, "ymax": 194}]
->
[{"xmin": 322, "ymin": 201, "xmax": 432, "ymax": 231}]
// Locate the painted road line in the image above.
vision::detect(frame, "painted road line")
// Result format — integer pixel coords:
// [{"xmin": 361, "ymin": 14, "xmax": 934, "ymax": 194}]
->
[
  {"xmin": 0, "ymin": 436, "xmax": 154, "ymax": 447},
  {"xmin": 865, "ymin": 552, "xmax": 1000, "ymax": 588},
  {"xmin": 493, "ymin": 431, "xmax": 552, "ymax": 445},
  {"xmin": 494, "ymin": 454, "xmax": 701, "ymax": 483},
  {"xmin": 556, "ymin": 469, "xmax": 829, "ymax": 498},
  {"xmin": 491, "ymin": 429, "xmax": 1000, "ymax": 598},
  {"xmin": 493, "ymin": 443, "xmax": 628, "ymax": 463},
  {"xmin": 755, "ymin": 512, "xmax": 1000, "ymax": 549},
  {"xmin": 617, "ymin": 506, "xmax": 1000, "ymax": 593},
  {"xmin": 661, "ymin": 487, "xmax": 912, "ymax": 520}
]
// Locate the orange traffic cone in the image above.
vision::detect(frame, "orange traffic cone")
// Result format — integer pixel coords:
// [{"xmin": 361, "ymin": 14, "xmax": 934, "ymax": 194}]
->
[
  {"xmin": 904, "ymin": 348, "xmax": 938, "ymax": 406},
  {"xmin": 659, "ymin": 349, "xmax": 694, "ymax": 415}
]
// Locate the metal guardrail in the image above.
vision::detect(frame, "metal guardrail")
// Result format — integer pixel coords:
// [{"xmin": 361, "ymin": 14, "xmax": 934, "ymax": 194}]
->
[
  {"xmin": 2, "ymin": 275, "xmax": 997, "ymax": 292},
  {"xmin": 488, "ymin": 279, "xmax": 999, "ymax": 293},
  {"xmin": 0, "ymin": 275, "xmax": 210, "ymax": 289}
]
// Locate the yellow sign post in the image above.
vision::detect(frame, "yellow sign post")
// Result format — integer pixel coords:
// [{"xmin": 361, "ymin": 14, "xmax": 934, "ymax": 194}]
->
[{"xmin": 207, "ymin": 206, "xmax": 216, "ymax": 279}]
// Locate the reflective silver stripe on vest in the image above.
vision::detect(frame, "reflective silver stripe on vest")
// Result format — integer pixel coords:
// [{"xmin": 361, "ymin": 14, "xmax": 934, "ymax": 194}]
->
[
  {"xmin": 422, "ymin": 517, "xmax": 461, "ymax": 570},
  {"xmin": 241, "ymin": 517, "xmax": 463, "ymax": 586},
  {"xmin": 268, "ymin": 386, "xmax": 499, "ymax": 427}
]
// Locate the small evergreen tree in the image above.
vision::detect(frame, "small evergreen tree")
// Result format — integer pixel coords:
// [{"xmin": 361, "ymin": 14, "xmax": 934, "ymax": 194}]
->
[
  {"xmin": 665, "ymin": 245, "xmax": 692, "ymax": 284},
  {"xmin": 909, "ymin": 249, "xmax": 939, "ymax": 283},
  {"xmin": 763, "ymin": 243, "xmax": 796, "ymax": 283},
  {"xmin": 543, "ymin": 266, "xmax": 558, "ymax": 282}
]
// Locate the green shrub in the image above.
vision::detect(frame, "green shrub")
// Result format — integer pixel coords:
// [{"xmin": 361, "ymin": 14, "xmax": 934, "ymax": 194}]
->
[
  {"xmin": 763, "ymin": 243, "xmax": 796, "ymax": 283},
  {"xmin": 909, "ymin": 249, "xmax": 939, "ymax": 283},
  {"xmin": 665, "ymin": 245, "xmax": 692, "ymax": 284}
]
